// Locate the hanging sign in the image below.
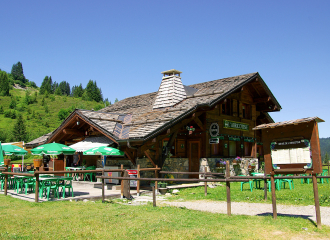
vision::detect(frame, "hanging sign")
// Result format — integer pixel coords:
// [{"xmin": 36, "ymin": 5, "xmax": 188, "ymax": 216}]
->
[
  {"xmin": 223, "ymin": 120, "xmax": 249, "ymax": 131},
  {"xmin": 209, "ymin": 138, "xmax": 219, "ymax": 144},
  {"xmin": 209, "ymin": 123, "xmax": 219, "ymax": 137}
]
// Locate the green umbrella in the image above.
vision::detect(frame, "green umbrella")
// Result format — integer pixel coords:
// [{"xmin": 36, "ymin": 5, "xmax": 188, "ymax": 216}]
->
[
  {"xmin": 31, "ymin": 143, "xmax": 76, "ymax": 155},
  {"xmin": 83, "ymin": 146, "xmax": 125, "ymax": 156},
  {"xmin": 1, "ymin": 144, "xmax": 28, "ymax": 170},
  {"xmin": 2, "ymin": 144, "xmax": 28, "ymax": 156},
  {"xmin": 0, "ymin": 142, "xmax": 4, "ymax": 166}
]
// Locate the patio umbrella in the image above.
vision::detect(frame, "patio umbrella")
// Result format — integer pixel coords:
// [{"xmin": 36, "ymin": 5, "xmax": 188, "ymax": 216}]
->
[
  {"xmin": 31, "ymin": 143, "xmax": 76, "ymax": 155},
  {"xmin": 0, "ymin": 142, "xmax": 4, "ymax": 166},
  {"xmin": 1, "ymin": 144, "xmax": 28, "ymax": 170},
  {"xmin": 83, "ymin": 146, "xmax": 125, "ymax": 156}
]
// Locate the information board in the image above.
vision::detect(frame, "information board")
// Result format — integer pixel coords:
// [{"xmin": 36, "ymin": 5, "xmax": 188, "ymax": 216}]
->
[{"xmin": 270, "ymin": 139, "xmax": 312, "ymax": 167}]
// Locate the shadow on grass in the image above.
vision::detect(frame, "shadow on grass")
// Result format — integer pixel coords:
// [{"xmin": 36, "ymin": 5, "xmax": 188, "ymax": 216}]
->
[{"xmin": 257, "ymin": 212, "xmax": 317, "ymax": 227}]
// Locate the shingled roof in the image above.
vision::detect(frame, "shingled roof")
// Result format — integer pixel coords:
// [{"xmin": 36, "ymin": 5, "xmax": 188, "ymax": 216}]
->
[
  {"xmin": 99, "ymin": 72, "xmax": 280, "ymax": 141},
  {"xmin": 38, "ymin": 71, "xmax": 280, "ymax": 145}
]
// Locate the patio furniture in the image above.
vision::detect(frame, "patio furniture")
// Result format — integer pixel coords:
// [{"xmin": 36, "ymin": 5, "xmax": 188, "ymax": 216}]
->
[
  {"xmin": 251, "ymin": 172, "xmax": 263, "ymax": 189},
  {"xmin": 58, "ymin": 177, "xmax": 74, "ymax": 198},
  {"xmin": 24, "ymin": 177, "xmax": 36, "ymax": 194},
  {"xmin": 240, "ymin": 175, "xmax": 253, "ymax": 192},
  {"xmin": 280, "ymin": 174, "xmax": 294, "ymax": 190},
  {"xmin": 319, "ymin": 170, "xmax": 329, "ymax": 184},
  {"xmin": 84, "ymin": 166, "xmax": 96, "ymax": 182},
  {"xmin": 300, "ymin": 174, "xmax": 310, "ymax": 184}
]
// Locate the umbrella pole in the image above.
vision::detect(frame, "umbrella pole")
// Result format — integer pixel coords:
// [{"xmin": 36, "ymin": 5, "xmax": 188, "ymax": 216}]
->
[{"xmin": 22, "ymin": 155, "xmax": 24, "ymax": 171}]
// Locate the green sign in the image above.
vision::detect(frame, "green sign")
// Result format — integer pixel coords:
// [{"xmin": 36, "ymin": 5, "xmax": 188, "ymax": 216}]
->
[{"xmin": 223, "ymin": 120, "xmax": 249, "ymax": 131}]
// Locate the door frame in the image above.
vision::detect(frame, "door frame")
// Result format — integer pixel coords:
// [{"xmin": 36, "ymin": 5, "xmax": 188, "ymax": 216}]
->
[{"xmin": 188, "ymin": 140, "xmax": 201, "ymax": 175}]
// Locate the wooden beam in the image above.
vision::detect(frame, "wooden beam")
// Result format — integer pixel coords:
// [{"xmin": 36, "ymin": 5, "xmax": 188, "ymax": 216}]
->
[
  {"xmin": 194, "ymin": 116, "xmax": 205, "ymax": 131},
  {"xmin": 253, "ymin": 96, "xmax": 271, "ymax": 103},
  {"xmin": 144, "ymin": 150, "xmax": 156, "ymax": 167},
  {"xmin": 124, "ymin": 149, "xmax": 136, "ymax": 165},
  {"xmin": 63, "ymin": 128, "xmax": 84, "ymax": 136}
]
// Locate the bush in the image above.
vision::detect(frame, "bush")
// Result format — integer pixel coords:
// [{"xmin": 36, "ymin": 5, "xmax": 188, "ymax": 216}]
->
[{"xmin": 58, "ymin": 108, "xmax": 69, "ymax": 121}]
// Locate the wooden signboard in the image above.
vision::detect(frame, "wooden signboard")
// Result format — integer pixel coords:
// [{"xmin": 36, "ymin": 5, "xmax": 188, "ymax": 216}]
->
[{"xmin": 253, "ymin": 117, "xmax": 324, "ymax": 175}]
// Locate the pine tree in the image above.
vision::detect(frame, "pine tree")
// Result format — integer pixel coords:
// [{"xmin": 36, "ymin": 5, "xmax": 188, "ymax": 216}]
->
[
  {"xmin": 324, "ymin": 152, "xmax": 329, "ymax": 164},
  {"xmin": 40, "ymin": 76, "xmax": 53, "ymax": 94},
  {"xmin": 11, "ymin": 61, "xmax": 26, "ymax": 83},
  {"xmin": 0, "ymin": 71, "xmax": 10, "ymax": 96},
  {"xmin": 12, "ymin": 114, "xmax": 27, "ymax": 141}
]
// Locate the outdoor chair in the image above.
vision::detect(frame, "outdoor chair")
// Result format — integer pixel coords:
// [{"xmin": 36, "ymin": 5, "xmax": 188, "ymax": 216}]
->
[
  {"xmin": 65, "ymin": 167, "xmax": 71, "ymax": 177},
  {"xmin": 84, "ymin": 166, "xmax": 96, "ymax": 182},
  {"xmin": 240, "ymin": 175, "xmax": 253, "ymax": 192},
  {"xmin": 24, "ymin": 178, "xmax": 36, "ymax": 195},
  {"xmin": 319, "ymin": 170, "xmax": 329, "ymax": 184},
  {"xmin": 59, "ymin": 178, "xmax": 74, "ymax": 198},
  {"xmin": 280, "ymin": 174, "xmax": 294, "ymax": 190},
  {"xmin": 300, "ymin": 174, "xmax": 310, "ymax": 184},
  {"xmin": 44, "ymin": 180, "xmax": 59, "ymax": 200},
  {"xmin": 266, "ymin": 175, "xmax": 281, "ymax": 192}
]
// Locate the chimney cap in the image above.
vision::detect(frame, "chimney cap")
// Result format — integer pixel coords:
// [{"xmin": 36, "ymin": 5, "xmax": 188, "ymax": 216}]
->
[{"xmin": 161, "ymin": 69, "xmax": 182, "ymax": 75}]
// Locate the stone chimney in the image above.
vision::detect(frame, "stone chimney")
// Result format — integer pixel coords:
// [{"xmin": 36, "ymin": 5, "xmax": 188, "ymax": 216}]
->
[{"xmin": 153, "ymin": 69, "xmax": 187, "ymax": 109}]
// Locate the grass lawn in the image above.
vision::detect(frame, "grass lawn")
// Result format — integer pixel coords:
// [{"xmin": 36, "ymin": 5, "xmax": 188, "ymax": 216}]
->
[
  {"xmin": 0, "ymin": 195, "xmax": 330, "ymax": 239},
  {"xmin": 167, "ymin": 179, "xmax": 330, "ymax": 207}
]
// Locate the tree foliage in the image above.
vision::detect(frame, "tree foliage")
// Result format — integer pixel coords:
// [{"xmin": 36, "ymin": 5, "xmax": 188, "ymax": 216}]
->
[
  {"xmin": 12, "ymin": 114, "xmax": 28, "ymax": 142},
  {"xmin": 11, "ymin": 61, "xmax": 27, "ymax": 84},
  {"xmin": 40, "ymin": 76, "xmax": 53, "ymax": 94},
  {"xmin": 72, "ymin": 84, "xmax": 84, "ymax": 98},
  {"xmin": 0, "ymin": 70, "xmax": 10, "ymax": 96},
  {"xmin": 84, "ymin": 80, "xmax": 103, "ymax": 102}
]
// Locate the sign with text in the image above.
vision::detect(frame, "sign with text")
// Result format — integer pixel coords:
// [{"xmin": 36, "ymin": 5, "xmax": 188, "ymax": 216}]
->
[
  {"xmin": 223, "ymin": 120, "xmax": 249, "ymax": 131},
  {"xmin": 209, "ymin": 138, "xmax": 219, "ymax": 144},
  {"xmin": 209, "ymin": 123, "xmax": 219, "ymax": 137},
  {"xmin": 270, "ymin": 139, "xmax": 312, "ymax": 168}
]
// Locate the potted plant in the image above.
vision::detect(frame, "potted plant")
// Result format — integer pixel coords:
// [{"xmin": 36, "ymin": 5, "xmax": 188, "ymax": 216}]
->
[
  {"xmin": 33, "ymin": 155, "xmax": 43, "ymax": 168},
  {"xmin": 233, "ymin": 156, "xmax": 241, "ymax": 164},
  {"xmin": 158, "ymin": 181, "xmax": 168, "ymax": 195},
  {"xmin": 3, "ymin": 158, "xmax": 11, "ymax": 166}
]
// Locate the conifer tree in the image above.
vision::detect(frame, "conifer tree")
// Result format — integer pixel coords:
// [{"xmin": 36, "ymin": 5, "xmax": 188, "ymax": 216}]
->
[
  {"xmin": 12, "ymin": 114, "xmax": 27, "ymax": 141},
  {"xmin": 0, "ymin": 71, "xmax": 10, "ymax": 96}
]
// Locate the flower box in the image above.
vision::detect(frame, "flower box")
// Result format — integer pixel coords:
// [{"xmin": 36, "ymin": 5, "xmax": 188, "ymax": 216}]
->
[
  {"xmin": 33, "ymin": 159, "xmax": 43, "ymax": 168},
  {"xmin": 3, "ymin": 159, "xmax": 11, "ymax": 166}
]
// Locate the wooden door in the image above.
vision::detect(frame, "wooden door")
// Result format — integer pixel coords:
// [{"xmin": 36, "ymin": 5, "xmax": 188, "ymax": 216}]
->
[{"xmin": 188, "ymin": 140, "xmax": 201, "ymax": 178}]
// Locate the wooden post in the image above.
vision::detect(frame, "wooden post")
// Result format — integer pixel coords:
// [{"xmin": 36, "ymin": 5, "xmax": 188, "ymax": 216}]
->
[
  {"xmin": 137, "ymin": 165, "xmax": 140, "ymax": 196},
  {"xmin": 204, "ymin": 166, "xmax": 207, "ymax": 196},
  {"xmin": 226, "ymin": 160, "xmax": 231, "ymax": 216},
  {"xmin": 271, "ymin": 174, "xmax": 277, "ymax": 219},
  {"xmin": 35, "ymin": 170, "xmax": 39, "ymax": 202},
  {"xmin": 102, "ymin": 169, "xmax": 105, "ymax": 202},
  {"xmin": 120, "ymin": 164, "xmax": 124, "ymax": 199},
  {"xmin": 155, "ymin": 165, "xmax": 158, "ymax": 194},
  {"xmin": 152, "ymin": 186, "xmax": 156, "ymax": 207},
  {"xmin": 328, "ymin": 161, "xmax": 329, "ymax": 176},
  {"xmin": 4, "ymin": 168, "xmax": 8, "ymax": 196},
  {"xmin": 312, "ymin": 173, "xmax": 322, "ymax": 228},
  {"xmin": 264, "ymin": 178, "xmax": 267, "ymax": 201}
]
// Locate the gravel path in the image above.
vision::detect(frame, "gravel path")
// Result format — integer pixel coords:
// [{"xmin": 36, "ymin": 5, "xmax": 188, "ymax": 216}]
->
[{"xmin": 165, "ymin": 200, "xmax": 330, "ymax": 227}]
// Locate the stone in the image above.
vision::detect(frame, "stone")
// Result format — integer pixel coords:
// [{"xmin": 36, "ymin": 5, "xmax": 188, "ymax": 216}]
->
[
  {"xmin": 83, "ymin": 199, "xmax": 89, "ymax": 202},
  {"xmin": 172, "ymin": 189, "xmax": 180, "ymax": 194}
]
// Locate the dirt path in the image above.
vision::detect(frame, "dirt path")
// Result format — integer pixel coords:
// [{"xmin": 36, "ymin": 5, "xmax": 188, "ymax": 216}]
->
[{"xmin": 164, "ymin": 200, "xmax": 330, "ymax": 227}]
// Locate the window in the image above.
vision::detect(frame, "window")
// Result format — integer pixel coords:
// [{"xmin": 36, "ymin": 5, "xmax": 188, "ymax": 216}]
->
[
  {"xmin": 222, "ymin": 99, "xmax": 232, "ymax": 115},
  {"xmin": 244, "ymin": 142, "xmax": 253, "ymax": 156},
  {"xmin": 229, "ymin": 141, "xmax": 236, "ymax": 156},
  {"xmin": 242, "ymin": 103, "xmax": 250, "ymax": 119}
]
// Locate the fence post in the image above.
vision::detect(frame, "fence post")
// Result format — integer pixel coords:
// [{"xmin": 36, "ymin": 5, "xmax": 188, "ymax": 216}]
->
[
  {"xmin": 4, "ymin": 171, "xmax": 8, "ymax": 196},
  {"xmin": 271, "ymin": 174, "xmax": 277, "ymax": 219},
  {"xmin": 226, "ymin": 160, "xmax": 231, "ymax": 216},
  {"xmin": 137, "ymin": 165, "xmax": 140, "ymax": 196},
  {"xmin": 35, "ymin": 170, "xmax": 39, "ymax": 202},
  {"xmin": 120, "ymin": 164, "xmax": 124, "ymax": 199},
  {"xmin": 204, "ymin": 166, "xmax": 207, "ymax": 196},
  {"xmin": 102, "ymin": 169, "xmax": 105, "ymax": 202},
  {"xmin": 155, "ymin": 165, "xmax": 158, "ymax": 194},
  {"xmin": 152, "ymin": 186, "xmax": 156, "ymax": 207},
  {"xmin": 312, "ymin": 174, "xmax": 322, "ymax": 228},
  {"xmin": 264, "ymin": 176, "xmax": 267, "ymax": 201}
]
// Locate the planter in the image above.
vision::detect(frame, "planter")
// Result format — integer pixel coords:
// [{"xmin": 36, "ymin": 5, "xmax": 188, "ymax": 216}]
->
[
  {"xmin": 3, "ymin": 159, "xmax": 11, "ymax": 166},
  {"xmin": 158, "ymin": 183, "xmax": 167, "ymax": 188},
  {"xmin": 33, "ymin": 159, "xmax": 43, "ymax": 168},
  {"xmin": 159, "ymin": 188, "xmax": 168, "ymax": 195}
]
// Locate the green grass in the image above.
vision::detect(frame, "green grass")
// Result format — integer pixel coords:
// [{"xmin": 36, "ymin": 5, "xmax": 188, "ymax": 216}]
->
[
  {"xmin": 0, "ymin": 195, "xmax": 330, "ymax": 239},
  {"xmin": 168, "ymin": 179, "xmax": 330, "ymax": 207}
]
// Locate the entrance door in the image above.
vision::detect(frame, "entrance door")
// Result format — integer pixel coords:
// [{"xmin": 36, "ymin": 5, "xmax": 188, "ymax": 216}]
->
[{"xmin": 188, "ymin": 140, "xmax": 201, "ymax": 178}]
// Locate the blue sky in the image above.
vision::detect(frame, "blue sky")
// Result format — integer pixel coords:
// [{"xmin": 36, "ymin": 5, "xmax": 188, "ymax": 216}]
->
[{"xmin": 1, "ymin": 0, "xmax": 329, "ymax": 137}]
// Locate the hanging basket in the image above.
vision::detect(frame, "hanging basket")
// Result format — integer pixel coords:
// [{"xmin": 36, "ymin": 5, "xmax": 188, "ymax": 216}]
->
[
  {"xmin": 33, "ymin": 159, "xmax": 43, "ymax": 168},
  {"xmin": 3, "ymin": 159, "xmax": 11, "ymax": 166}
]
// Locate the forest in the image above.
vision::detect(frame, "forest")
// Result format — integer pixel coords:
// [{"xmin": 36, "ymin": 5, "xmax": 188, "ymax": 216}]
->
[{"xmin": 0, "ymin": 61, "xmax": 117, "ymax": 143}]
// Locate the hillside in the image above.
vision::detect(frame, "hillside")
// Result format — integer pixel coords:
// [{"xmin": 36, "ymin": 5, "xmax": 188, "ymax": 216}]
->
[
  {"xmin": 320, "ymin": 137, "xmax": 330, "ymax": 159},
  {"xmin": 0, "ymin": 87, "xmax": 104, "ymax": 143}
]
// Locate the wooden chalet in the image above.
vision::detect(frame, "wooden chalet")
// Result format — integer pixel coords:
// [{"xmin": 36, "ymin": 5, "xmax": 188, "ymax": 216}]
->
[{"xmin": 26, "ymin": 70, "xmax": 281, "ymax": 177}]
